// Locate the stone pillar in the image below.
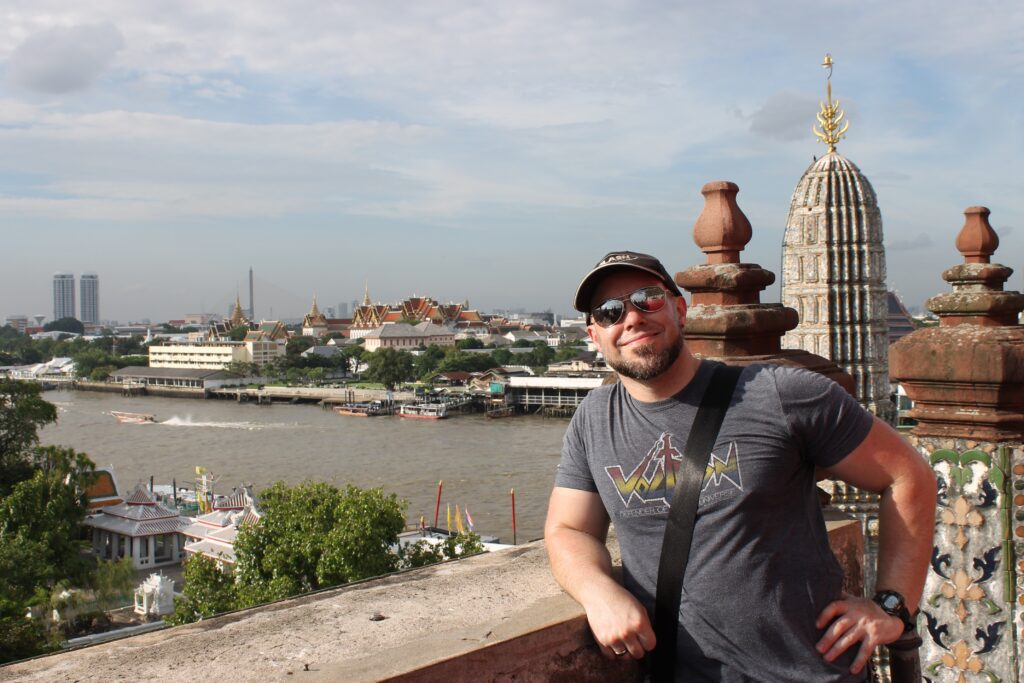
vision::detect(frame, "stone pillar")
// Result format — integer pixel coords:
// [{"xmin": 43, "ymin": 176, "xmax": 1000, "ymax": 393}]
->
[
  {"xmin": 676, "ymin": 181, "xmax": 876, "ymax": 593},
  {"xmin": 890, "ymin": 206, "xmax": 1024, "ymax": 683}
]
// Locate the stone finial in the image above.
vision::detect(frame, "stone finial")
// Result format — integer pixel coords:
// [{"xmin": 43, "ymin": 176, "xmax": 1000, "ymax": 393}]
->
[
  {"xmin": 693, "ymin": 181, "xmax": 752, "ymax": 264},
  {"xmin": 955, "ymin": 206, "xmax": 999, "ymax": 264},
  {"xmin": 676, "ymin": 180, "xmax": 855, "ymax": 394},
  {"xmin": 890, "ymin": 205, "xmax": 1024, "ymax": 440}
]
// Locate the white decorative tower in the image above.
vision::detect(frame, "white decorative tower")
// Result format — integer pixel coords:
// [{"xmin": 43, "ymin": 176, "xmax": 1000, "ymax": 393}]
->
[{"xmin": 781, "ymin": 55, "xmax": 895, "ymax": 423}]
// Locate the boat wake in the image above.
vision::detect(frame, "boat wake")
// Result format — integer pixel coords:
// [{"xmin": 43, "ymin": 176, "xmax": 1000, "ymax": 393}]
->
[{"xmin": 160, "ymin": 416, "xmax": 266, "ymax": 430}]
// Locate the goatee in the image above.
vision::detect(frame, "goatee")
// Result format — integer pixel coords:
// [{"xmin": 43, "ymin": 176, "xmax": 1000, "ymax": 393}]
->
[{"xmin": 608, "ymin": 333, "xmax": 684, "ymax": 381}]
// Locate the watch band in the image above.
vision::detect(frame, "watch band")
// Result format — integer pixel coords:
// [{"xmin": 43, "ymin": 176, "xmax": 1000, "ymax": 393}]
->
[{"xmin": 873, "ymin": 590, "xmax": 915, "ymax": 632}]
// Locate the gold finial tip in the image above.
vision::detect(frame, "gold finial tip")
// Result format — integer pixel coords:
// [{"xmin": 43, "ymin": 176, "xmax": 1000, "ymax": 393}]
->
[{"xmin": 821, "ymin": 53, "xmax": 833, "ymax": 69}]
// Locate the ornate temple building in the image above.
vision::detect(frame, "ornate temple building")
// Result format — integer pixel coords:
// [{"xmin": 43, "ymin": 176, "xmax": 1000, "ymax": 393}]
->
[
  {"xmin": 348, "ymin": 286, "xmax": 486, "ymax": 338},
  {"xmin": 781, "ymin": 55, "xmax": 895, "ymax": 423}
]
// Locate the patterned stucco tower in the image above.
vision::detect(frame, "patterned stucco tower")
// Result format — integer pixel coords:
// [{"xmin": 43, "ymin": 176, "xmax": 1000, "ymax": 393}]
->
[{"xmin": 781, "ymin": 55, "xmax": 895, "ymax": 423}]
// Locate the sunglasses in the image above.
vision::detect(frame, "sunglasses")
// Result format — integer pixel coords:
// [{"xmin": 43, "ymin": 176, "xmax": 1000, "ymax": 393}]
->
[{"xmin": 589, "ymin": 286, "xmax": 670, "ymax": 328}]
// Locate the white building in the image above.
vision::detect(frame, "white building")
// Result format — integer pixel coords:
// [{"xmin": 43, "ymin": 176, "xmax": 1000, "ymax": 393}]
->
[
  {"xmin": 53, "ymin": 272, "xmax": 75, "ymax": 321},
  {"xmin": 363, "ymin": 322, "xmax": 455, "ymax": 352},
  {"xmin": 149, "ymin": 342, "xmax": 249, "ymax": 369},
  {"xmin": 80, "ymin": 273, "xmax": 100, "ymax": 324},
  {"xmin": 84, "ymin": 485, "xmax": 191, "ymax": 570}
]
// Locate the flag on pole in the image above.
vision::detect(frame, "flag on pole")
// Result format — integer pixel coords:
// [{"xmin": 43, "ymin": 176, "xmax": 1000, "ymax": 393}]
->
[
  {"xmin": 465, "ymin": 506, "xmax": 475, "ymax": 532},
  {"xmin": 455, "ymin": 504, "xmax": 465, "ymax": 534},
  {"xmin": 447, "ymin": 503, "xmax": 452, "ymax": 532}
]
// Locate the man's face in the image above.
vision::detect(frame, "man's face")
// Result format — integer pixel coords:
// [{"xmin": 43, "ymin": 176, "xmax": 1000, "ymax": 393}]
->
[{"xmin": 585, "ymin": 270, "xmax": 687, "ymax": 382}]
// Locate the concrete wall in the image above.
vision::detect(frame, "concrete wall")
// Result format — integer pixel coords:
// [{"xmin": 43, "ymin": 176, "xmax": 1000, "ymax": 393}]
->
[{"xmin": 1, "ymin": 521, "xmax": 863, "ymax": 682}]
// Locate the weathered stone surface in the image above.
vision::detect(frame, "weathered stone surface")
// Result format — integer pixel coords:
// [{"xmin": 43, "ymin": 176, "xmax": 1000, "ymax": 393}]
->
[
  {"xmin": 780, "ymin": 153, "xmax": 894, "ymax": 423},
  {"xmin": 890, "ymin": 208, "xmax": 1024, "ymax": 682},
  {"xmin": 0, "ymin": 524, "xmax": 864, "ymax": 682},
  {"xmin": 678, "ymin": 181, "xmax": 856, "ymax": 393},
  {"xmin": 911, "ymin": 438, "xmax": 1020, "ymax": 683},
  {"xmin": 692, "ymin": 180, "xmax": 751, "ymax": 264}
]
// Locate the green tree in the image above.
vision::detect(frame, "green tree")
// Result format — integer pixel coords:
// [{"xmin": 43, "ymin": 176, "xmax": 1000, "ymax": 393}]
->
[
  {"xmin": 286, "ymin": 337, "xmax": 314, "ymax": 357},
  {"xmin": 0, "ymin": 446, "xmax": 96, "ymax": 588},
  {"xmin": 166, "ymin": 554, "xmax": 237, "ymax": 625},
  {"xmin": 364, "ymin": 348, "xmax": 414, "ymax": 390},
  {"xmin": 224, "ymin": 360, "xmax": 259, "ymax": 378},
  {"xmin": 43, "ymin": 318, "xmax": 84, "ymax": 335},
  {"xmin": 455, "ymin": 337, "xmax": 483, "ymax": 350},
  {"xmin": 89, "ymin": 365, "xmax": 117, "ymax": 382},
  {"xmin": 0, "ymin": 380, "xmax": 58, "ymax": 494},
  {"xmin": 414, "ymin": 344, "xmax": 446, "ymax": 380},
  {"xmin": 233, "ymin": 482, "xmax": 405, "ymax": 606},
  {"xmin": 227, "ymin": 325, "xmax": 249, "ymax": 342},
  {"xmin": 491, "ymin": 348, "xmax": 513, "ymax": 366},
  {"xmin": 0, "ymin": 445, "xmax": 95, "ymax": 662}
]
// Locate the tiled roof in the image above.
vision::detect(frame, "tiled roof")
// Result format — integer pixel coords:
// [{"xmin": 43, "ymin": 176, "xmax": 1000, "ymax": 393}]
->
[
  {"xmin": 85, "ymin": 513, "xmax": 191, "ymax": 537},
  {"xmin": 124, "ymin": 484, "xmax": 157, "ymax": 505},
  {"xmin": 184, "ymin": 539, "xmax": 237, "ymax": 564}
]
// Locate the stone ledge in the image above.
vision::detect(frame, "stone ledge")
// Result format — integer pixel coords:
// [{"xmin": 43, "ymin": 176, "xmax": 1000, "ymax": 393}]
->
[{"xmin": 2, "ymin": 521, "xmax": 863, "ymax": 682}]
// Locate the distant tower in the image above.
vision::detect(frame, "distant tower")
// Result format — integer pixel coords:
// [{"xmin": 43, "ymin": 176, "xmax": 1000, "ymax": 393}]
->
[
  {"xmin": 229, "ymin": 294, "xmax": 248, "ymax": 328},
  {"xmin": 53, "ymin": 272, "xmax": 76, "ymax": 321},
  {"xmin": 80, "ymin": 273, "xmax": 100, "ymax": 324},
  {"xmin": 248, "ymin": 266, "xmax": 255, "ymax": 320},
  {"xmin": 781, "ymin": 55, "xmax": 895, "ymax": 423}
]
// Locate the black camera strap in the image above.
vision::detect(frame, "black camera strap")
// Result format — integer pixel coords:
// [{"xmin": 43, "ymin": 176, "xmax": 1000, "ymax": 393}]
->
[{"xmin": 651, "ymin": 363, "xmax": 743, "ymax": 682}]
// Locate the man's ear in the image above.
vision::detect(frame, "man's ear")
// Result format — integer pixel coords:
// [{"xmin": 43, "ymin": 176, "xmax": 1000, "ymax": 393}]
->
[
  {"xmin": 586, "ymin": 324, "xmax": 605, "ymax": 353},
  {"xmin": 675, "ymin": 295, "xmax": 687, "ymax": 330}
]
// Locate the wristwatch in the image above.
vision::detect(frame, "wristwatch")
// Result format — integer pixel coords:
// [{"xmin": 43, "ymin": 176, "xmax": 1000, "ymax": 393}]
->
[{"xmin": 872, "ymin": 590, "xmax": 915, "ymax": 632}]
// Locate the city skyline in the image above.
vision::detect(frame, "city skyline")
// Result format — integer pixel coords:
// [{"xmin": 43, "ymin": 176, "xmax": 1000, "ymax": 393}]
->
[{"xmin": 2, "ymin": 2, "xmax": 1021, "ymax": 323}]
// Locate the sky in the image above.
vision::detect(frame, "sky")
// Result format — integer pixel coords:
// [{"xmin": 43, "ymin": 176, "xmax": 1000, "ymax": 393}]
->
[{"xmin": 1, "ymin": 1, "xmax": 1021, "ymax": 324}]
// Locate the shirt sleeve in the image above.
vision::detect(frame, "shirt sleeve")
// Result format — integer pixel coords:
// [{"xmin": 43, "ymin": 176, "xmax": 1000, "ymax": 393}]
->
[
  {"xmin": 553, "ymin": 401, "xmax": 599, "ymax": 492},
  {"xmin": 772, "ymin": 365, "xmax": 875, "ymax": 469}
]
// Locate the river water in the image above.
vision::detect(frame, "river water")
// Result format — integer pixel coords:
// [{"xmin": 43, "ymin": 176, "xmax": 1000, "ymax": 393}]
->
[{"xmin": 39, "ymin": 390, "xmax": 570, "ymax": 542}]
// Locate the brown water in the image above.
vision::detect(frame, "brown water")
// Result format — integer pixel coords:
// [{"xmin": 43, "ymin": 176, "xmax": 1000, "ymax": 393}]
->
[{"xmin": 39, "ymin": 390, "xmax": 569, "ymax": 542}]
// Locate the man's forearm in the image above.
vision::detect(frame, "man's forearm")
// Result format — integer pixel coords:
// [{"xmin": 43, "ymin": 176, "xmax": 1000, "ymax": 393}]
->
[
  {"xmin": 546, "ymin": 525, "xmax": 619, "ymax": 605},
  {"xmin": 874, "ymin": 466, "xmax": 937, "ymax": 610}
]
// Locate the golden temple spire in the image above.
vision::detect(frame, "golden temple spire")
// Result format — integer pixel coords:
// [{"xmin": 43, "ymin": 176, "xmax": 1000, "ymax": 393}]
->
[
  {"xmin": 310, "ymin": 294, "xmax": 321, "ymax": 318},
  {"xmin": 813, "ymin": 53, "xmax": 849, "ymax": 154},
  {"xmin": 230, "ymin": 293, "xmax": 246, "ymax": 325},
  {"xmin": 363, "ymin": 282, "xmax": 371, "ymax": 306}
]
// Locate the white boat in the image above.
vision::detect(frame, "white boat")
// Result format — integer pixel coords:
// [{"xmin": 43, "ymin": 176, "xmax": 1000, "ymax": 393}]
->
[
  {"xmin": 398, "ymin": 403, "xmax": 448, "ymax": 420},
  {"xmin": 110, "ymin": 411, "xmax": 156, "ymax": 424}
]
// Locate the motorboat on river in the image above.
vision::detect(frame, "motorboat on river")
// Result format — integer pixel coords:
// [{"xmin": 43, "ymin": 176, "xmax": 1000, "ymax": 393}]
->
[{"xmin": 110, "ymin": 411, "xmax": 157, "ymax": 424}]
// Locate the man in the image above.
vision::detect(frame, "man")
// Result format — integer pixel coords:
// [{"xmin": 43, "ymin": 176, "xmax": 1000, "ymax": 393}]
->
[{"xmin": 545, "ymin": 251, "xmax": 936, "ymax": 681}]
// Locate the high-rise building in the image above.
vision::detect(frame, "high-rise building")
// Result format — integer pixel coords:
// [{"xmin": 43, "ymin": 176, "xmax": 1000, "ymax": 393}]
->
[
  {"xmin": 80, "ymin": 273, "xmax": 100, "ymax": 324},
  {"xmin": 780, "ymin": 56, "xmax": 894, "ymax": 424},
  {"xmin": 53, "ymin": 273, "xmax": 75, "ymax": 321}
]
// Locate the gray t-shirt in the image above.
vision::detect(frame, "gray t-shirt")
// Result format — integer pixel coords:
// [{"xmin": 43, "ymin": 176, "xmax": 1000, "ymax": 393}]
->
[{"xmin": 555, "ymin": 361, "xmax": 874, "ymax": 682}]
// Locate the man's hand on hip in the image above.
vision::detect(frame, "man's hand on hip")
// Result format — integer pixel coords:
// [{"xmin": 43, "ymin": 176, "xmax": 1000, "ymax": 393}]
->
[
  {"xmin": 583, "ymin": 583, "xmax": 657, "ymax": 660},
  {"xmin": 815, "ymin": 594, "xmax": 905, "ymax": 674}
]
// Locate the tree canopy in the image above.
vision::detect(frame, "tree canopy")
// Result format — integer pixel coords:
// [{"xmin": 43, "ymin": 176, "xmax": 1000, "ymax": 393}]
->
[
  {"xmin": 169, "ymin": 480, "xmax": 487, "ymax": 625},
  {"xmin": 0, "ymin": 380, "xmax": 58, "ymax": 494},
  {"xmin": 43, "ymin": 318, "xmax": 85, "ymax": 335},
  {"xmin": 0, "ymin": 386, "xmax": 96, "ymax": 663},
  {"xmin": 364, "ymin": 348, "xmax": 414, "ymax": 390}
]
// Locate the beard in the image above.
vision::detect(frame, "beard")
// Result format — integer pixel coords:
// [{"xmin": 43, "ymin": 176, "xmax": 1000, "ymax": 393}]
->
[{"xmin": 607, "ymin": 332, "xmax": 684, "ymax": 381}]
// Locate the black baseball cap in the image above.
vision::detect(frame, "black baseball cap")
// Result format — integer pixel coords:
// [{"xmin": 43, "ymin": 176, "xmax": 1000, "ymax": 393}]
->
[{"xmin": 573, "ymin": 251, "xmax": 683, "ymax": 313}]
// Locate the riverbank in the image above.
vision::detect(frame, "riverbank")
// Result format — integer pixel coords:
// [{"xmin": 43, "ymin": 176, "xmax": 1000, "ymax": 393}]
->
[{"xmin": 40, "ymin": 391, "xmax": 566, "ymax": 541}]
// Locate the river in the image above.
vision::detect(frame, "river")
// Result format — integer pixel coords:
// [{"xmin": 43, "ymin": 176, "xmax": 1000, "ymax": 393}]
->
[{"xmin": 39, "ymin": 390, "xmax": 570, "ymax": 542}]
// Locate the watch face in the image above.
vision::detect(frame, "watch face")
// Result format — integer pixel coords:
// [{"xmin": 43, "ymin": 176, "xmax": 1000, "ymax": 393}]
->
[{"xmin": 879, "ymin": 592, "xmax": 903, "ymax": 612}]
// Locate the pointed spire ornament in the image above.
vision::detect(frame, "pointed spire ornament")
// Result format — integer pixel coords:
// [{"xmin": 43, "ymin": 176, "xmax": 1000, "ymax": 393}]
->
[
  {"xmin": 813, "ymin": 53, "xmax": 849, "ymax": 154},
  {"xmin": 363, "ymin": 282, "xmax": 371, "ymax": 306}
]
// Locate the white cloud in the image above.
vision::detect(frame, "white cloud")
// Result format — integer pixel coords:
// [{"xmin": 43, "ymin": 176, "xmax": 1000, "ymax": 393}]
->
[{"xmin": 7, "ymin": 22, "xmax": 124, "ymax": 93}]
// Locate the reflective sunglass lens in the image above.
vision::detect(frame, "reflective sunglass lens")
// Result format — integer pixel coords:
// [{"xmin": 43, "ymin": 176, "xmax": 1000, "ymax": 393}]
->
[
  {"xmin": 592, "ymin": 300, "xmax": 625, "ymax": 327},
  {"xmin": 631, "ymin": 287, "xmax": 666, "ymax": 312}
]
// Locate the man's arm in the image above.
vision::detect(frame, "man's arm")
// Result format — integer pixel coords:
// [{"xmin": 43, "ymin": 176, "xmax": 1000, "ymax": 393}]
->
[
  {"xmin": 545, "ymin": 486, "xmax": 656, "ymax": 660},
  {"xmin": 815, "ymin": 417, "xmax": 937, "ymax": 674}
]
